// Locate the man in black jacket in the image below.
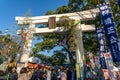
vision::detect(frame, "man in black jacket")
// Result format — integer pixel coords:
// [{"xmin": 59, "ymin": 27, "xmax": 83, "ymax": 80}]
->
[{"xmin": 8, "ymin": 67, "xmax": 18, "ymax": 80}]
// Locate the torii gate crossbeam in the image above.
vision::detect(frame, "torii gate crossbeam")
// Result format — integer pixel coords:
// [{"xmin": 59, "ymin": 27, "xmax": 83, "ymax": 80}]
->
[{"xmin": 16, "ymin": 8, "xmax": 99, "ymax": 24}]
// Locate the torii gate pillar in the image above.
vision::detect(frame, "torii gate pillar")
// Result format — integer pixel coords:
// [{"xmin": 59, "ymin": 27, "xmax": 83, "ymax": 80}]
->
[{"xmin": 20, "ymin": 24, "xmax": 35, "ymax": 67}]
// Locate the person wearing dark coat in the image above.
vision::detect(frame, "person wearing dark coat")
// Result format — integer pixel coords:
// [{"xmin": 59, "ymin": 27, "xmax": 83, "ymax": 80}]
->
[
  {"xmin": 66, "ymin": 68, "xmax": 72, "ymax": 80},
  {"xmin": 30, "ymin": 68, "xmax": 40, "ymax": 80},
  {"xmin": 51, "ymin": 69, "xmax": 57, "ymax": 80},
  {"xmin": 8, "ymin": 67, "xmax": 18, "ymax": 80},
  {"xmin": 0, "ymin": 70, "xmax": 5, "ymax": 80}
]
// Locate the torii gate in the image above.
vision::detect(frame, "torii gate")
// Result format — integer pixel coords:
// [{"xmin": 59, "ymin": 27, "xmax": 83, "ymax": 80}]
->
[{"xmin": 16, "ymin": 8, "xmax": 99, "ymax": 79}]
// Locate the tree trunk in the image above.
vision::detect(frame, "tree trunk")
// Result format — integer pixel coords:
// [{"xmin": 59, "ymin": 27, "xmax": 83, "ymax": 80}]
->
[{"xmin": 62, "ymin": 44, "xmax": 76, "ymax": 67}]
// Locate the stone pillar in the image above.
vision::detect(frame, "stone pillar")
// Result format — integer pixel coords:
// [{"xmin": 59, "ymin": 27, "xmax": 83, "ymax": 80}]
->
[
  {"xmin": 76, "ymin": 23, "xmax": 85, "ymax": 80},
  {"xmin": 20, "ymin": 24, "xmax": 35, "ymax": 67}
]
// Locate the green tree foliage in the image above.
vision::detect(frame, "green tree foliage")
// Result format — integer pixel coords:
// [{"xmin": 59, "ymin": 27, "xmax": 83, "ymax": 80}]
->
[
  {"xmin": 0, "ymin": 31, "xmax": 2, "ymax": 34},
  {"xmin": 0, "ymin": 55, "xmax": 5, "ymax": 64},
  {"xmin": 45, "ymin": 5, "xmax": 69, "ymax": 15},
  {"xmin": 68, "ymin": 0, "xmax": 85, "ymax": 11},
  {"xmin": 57, "ymin": 16, "xmax": 75, "ymax": 29},
  {"xmin": 45, "ymin": 10, "xmax": 55, "ymax": 15},
  {"xmin": 32, "ymin": 16, "xmax": 77, "ymax": 66},
  {"xmin": 0, "ymin": 34, "xmax": 20, "ymax": 65},
  {"xmin": 56, "ymin": 16, "xmax": 77, "ymax": 65},
  {"xmin": 68, "ymin": 0, "xmax": 104, "ymax": 11},
  {"xmin": 68, "ymin": 0, "xmax": 120, "ymax": 52},
  {"xmin": 55, "ymin": 6, "xmax": 69, "ymax": 14},
  {"xmin": 51, "ymin": 51, "xmax": 66, "ymax": 66},
  {"xmin": 32, "ymin": 33, "xmax": 61, "ymax": 53},
  {"xmin": 83, "ymin": 32, "xmax": 98, "ymax": 53},
  {"xmin": 68, "ymin": 0, "xmax": 99, "ymax": 53},
  {"xmin": 31, "ymin": 51, "xmax": 66, "ymax": 66}
]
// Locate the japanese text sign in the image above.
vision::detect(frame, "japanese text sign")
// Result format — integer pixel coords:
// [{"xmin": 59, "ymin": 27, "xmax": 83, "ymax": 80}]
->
[
  {"xmin": 98, "ymin": 3, "xmax": 120, "ymax": 62},
  {"xmin": 96, "ymin": 28, "xmax": 107, "ymax": 69}
]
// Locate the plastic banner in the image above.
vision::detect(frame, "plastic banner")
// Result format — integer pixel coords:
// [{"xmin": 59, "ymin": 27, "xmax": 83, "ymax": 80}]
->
[
  {"xmin": 118, "ymin": 0, "xmax": 120, "ymax": 8},
  {"xmin": 96, "ymin": 28, "xmax": 107, "ymax": 69},
  {"xmin": 98, "ymin": 3, "xmax": 120, "ymax": 62}
]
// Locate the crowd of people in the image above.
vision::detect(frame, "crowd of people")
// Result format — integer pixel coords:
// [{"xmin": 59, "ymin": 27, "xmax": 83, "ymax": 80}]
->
[
  {"xmin": 0, "ymin": 65, "xmax": 76, "ymax": 80},
  {"xmin": 1, "ymin": 63, "xmax": 120, "ymax": 80},
  {"xmin": 0, "ymin": 64, "xmax": 106, "ymax": 80}
]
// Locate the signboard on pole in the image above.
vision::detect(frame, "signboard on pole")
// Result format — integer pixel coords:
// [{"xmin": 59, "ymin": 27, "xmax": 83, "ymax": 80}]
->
[
  {"xmin": 104, "ymin": 53, "xmax": 115, "ymax": 80},
  {"xmin": 98, "ymin": 3, "xmax": 120, "ymax": 62},
  {"xmin": 102, "ymin": 69, "xmax": 110, "ymax": 80},
  {"xmin": 94, "ymin": 56, "xmax": 100, "ymax": 68}
]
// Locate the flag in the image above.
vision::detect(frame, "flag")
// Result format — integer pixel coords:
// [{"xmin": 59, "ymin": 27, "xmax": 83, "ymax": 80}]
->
[
  {"xmin": 96, "ymin": 28, "xmax": 107, "ymax": 69},
  {"xmin": 98, "ymin": 3, "xmax": 120, "ymax": 62},
  {"xmin": 118, "ymin": 0, "xmax": 120, "ymax": 8}
]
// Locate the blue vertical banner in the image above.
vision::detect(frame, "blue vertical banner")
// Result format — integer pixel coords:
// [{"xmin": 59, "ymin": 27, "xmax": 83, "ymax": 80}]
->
[
  {"xmin": 118, "ymin": 0, "xmax": 120, "ymax": 8},
  {"xmin": 96, "ymin": 28, "xmax": 107, "ymax": 69},
  {"xmin": 98, "ymin": 3, "xmax": 120, "ymax": 62}
]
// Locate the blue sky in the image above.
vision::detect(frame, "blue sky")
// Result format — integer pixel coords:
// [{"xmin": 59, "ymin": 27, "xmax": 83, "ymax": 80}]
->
[
  {"xmin": 0, "ymin": 0, "xmax": 68, "ymax": 56},
  {"xmin": 0, "ymin": 0, "xmax": 68, "ymax": 34}
]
